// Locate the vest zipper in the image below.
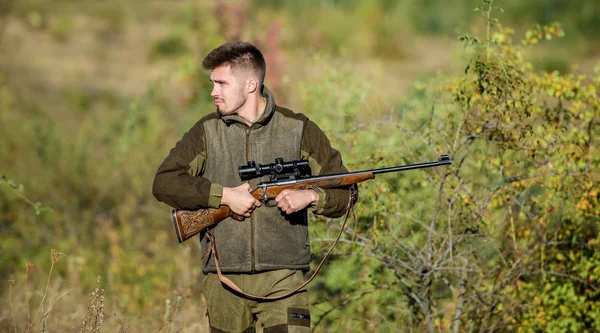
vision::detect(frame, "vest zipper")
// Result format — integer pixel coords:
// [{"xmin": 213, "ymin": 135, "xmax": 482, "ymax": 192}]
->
[{"xmin": 245, "ymin": 127, "xmax": 256, "ymax": 272}]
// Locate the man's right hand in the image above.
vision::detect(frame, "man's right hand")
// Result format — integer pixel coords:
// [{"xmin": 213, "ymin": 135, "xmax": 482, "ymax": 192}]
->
[{"xmin": 221, "ymin": 183, "xmax": 262, "ymax": 217}]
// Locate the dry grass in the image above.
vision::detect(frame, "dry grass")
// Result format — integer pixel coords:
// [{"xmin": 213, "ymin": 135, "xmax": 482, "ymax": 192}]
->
[
  {"xmin": 79, "ymin": 276, "xmax": 104, "ymax": 333},
  {"xmin": 1, "ymin": 248, "xmax": 209, "ymax": 333}
]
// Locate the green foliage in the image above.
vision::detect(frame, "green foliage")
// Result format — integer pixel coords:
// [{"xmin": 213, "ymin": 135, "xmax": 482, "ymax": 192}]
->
[
  {"xmin": 306, "ymin": 9, "xmax": 599, "ymax": 333},
  {"xmin": 148, "ymin": 36, "xmax": 190, "ymax": 61},
  {"xmin": 0, "ymin": 68, "xmax": 191, "ymax": 316},
  {"xmin": 48, "ymin": 14, "xmax": 74, "ymax": 42},
  {"xmin": 0, "ymin": 176, "xmax": 53, "ymax": 216},
  {"xmin": 1, "ymin": 1, "xmax": 599, "ymax": 332},
  {"xmin": 296, "ymin": 53, "xmax": 371, "ymax": 132}
]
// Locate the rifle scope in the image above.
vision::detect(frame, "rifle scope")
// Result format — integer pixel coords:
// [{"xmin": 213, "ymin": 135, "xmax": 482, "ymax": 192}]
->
[{"xmin": 238, "ymin": 158, "xmax": 311, "ymax": 181}]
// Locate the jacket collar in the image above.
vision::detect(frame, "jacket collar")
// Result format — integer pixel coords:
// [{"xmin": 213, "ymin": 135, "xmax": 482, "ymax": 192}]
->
[{"xmin": 219, "ymin": 85, "xmax": 276, "ymax": 128}]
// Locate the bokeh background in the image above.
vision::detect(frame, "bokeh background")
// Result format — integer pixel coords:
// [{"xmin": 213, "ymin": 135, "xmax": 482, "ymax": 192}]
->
[{"xmin": 1, "ymin": 0, "xmax": 599, "ymax": 332}]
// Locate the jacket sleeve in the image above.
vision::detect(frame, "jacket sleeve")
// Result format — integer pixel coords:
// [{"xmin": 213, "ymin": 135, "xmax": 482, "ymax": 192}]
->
[
  {"xmin": 301, "ymin": 119, "xmax": 355, "ymax": 218},
  {"xmin": 152, "ymin": 121, "xmax": 222, "ymax": 210}
]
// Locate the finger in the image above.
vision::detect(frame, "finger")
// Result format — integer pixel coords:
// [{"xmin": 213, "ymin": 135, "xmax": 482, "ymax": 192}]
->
[
  {"xmin": 254, "ymin": 199, "xmax": 262, "ymax": 207},
  {"xmin": 275, "ymin": 192, "xmax": 284, "ymax": 202},
  {"xmin": 276, "ymin": 190, "xmax": 291, "ymax": 202},
  {"xmin": 278, "ymin": 202, "xmax": 287, "ymax": 212}
]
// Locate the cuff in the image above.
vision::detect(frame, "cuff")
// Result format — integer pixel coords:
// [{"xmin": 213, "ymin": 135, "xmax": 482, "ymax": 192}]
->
[
  {"xmin": 309, "ymin": 186, "xmax": 326, "ymax": 214},
  {"xmin": 208, "ymin": 183, "xmax": 223, "ymax": 208}
]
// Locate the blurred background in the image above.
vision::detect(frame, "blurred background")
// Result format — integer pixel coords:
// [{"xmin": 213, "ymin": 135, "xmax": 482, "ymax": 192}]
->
[{"xmin": 1, "ymin": 0, "xmax": 599, "ymax": 332}]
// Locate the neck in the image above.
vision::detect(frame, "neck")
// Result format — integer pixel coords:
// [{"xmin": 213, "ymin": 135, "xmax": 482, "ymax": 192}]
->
[{"xmin": 237, "ymin": 91, "xmax": 267, "ymax": 126}]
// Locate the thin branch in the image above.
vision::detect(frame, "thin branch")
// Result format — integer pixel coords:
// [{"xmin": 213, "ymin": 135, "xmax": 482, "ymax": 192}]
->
[
  {"xmin": 311, "ymin": 283, "xmax": 396, "ymax": 332},
  {"xmin": 425, "ymin": 170, "xmax": 449, "ymax": 266},
  {"xmin": 42, "ymin": 288, "xmax": 73, "ymax": 317},
  {"xmin": 0, "ymin": 0, "xmax": 12, "ymax": 50},
  {"xmin": 8, "ymin": 280, "xmax": 17, "ymax": 333},
  {"xmin": 339, "ymin": 120, "xmax": 440, "ymax": 157},
  {"xmin": 27, "ymin": 260, "xmax": 56, "ymax": 333},
  {"xmin": 541, "ymin": 271, "xmax": 599, "ymax": 291}
]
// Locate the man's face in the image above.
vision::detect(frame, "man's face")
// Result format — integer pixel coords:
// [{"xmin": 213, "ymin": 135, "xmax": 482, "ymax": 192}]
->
[{"xmin": 209, "ymin": 65, "xmax": 247, "ymax": 115}]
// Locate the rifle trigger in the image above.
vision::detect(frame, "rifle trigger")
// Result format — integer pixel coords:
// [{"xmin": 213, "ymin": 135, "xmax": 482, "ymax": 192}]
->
[{"xmin": 260, "ymin": 190, "xmax": 274, "ymax": 207}]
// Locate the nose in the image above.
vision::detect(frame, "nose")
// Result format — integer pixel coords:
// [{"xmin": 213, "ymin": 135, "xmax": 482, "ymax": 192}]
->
[{"xmin": 210, "ymin": 85, "xmax": 218, "ymax": 98}]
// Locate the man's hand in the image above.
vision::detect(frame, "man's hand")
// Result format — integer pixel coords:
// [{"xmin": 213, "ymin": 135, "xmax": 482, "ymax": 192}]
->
[
  {"xmin": 221, "ymin": 183, "xmax": 262, "ymax": 217},
  {"xmin": 275, "ymin": 189, "xmax": 319, "ymax": 215}
]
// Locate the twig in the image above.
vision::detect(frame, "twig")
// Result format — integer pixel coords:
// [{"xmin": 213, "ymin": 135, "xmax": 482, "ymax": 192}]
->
[
  {"xmin": 26, "ymin": 249, "xmax": 64, "ymax": 333},
  {"xmin": 41, "ymin": 289, "xmax": 73, "ymax": 332},
  {"xmin": 486, "ymin": 0, "xmax": 494, "ymax": 62},
  {"xmin": 311, "ymin": 283, "xmax": 397, "ymax": 332},
  {"xmin": 508, "ymin": 205, "xmax": 518, "ymax": 255},
  {"xmin": 339, "ymin": 120, "xmax": 439, "ymax": 157},
  {"xmin": 453, "ymin": 263, "xmax": 468, "ymax": 333},
  {"xmin": 0, "ymin": 0, "xmax": 12, "ymax": 50},
  {"xmin": 46, "ymin": 288, "xmax": 73, "ymax": 315},
  {"xmin": 541, "ymin": 271, "xmax": 599, "ymax": 290},
  {"xmin": 8, "ymin": 280, "xmax": 17, "ymax": 333},
  {"xmin": 447, "ymin": 178, "xmax": 464, "ymax": 261},
  {"xmin": 25, "ymin": 262, "xmax": 32, "ymax": 326},
  {"xmin": 27, "ymin": 266, "xmax": 55, "ymax": 333},
  {"xmin": 425, "ymin": 170, "xmax": 448, "ymax": 267}
]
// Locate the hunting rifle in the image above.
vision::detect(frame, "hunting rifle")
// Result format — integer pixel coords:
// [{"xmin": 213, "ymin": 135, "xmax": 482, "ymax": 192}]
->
[{"xmin": 171, "ymin": 155, "xmax": 452, "ymax": 243}]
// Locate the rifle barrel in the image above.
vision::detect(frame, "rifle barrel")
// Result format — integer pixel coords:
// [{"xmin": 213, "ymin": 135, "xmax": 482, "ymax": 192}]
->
[
  {"xmin": 262, "ymin": 155, "xmax": 451, "ymax": 186},
  {"xmin": 371, "ymin": 155, "xmax": 451, "ymax": 175}
]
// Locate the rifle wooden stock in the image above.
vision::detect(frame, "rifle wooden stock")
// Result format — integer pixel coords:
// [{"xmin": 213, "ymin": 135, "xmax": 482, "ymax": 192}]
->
[{"xmin": 171, "ymin": 155, "xmax": 451, "ymax": 243}]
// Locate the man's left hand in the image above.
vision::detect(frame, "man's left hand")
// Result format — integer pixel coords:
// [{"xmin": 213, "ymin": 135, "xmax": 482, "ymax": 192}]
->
[{"xmin": 275, "ymin": 189, "xmax": 319, "ymax": 214}]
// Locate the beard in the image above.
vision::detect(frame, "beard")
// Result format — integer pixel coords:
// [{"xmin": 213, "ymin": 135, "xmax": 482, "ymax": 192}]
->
[{"xmin": 216, "ymin": 88, "xmax": 246, "ymax": 116}]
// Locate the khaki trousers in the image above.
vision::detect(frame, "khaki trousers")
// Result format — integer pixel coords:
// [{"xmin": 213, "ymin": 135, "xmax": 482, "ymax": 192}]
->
[{"xmin": 204, "ymin": 269, "xmax": 311, "ymax": 333}]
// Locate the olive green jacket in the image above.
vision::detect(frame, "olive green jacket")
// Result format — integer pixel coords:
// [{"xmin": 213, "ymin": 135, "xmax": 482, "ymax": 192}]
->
[{"xmin": 152, "ymin": 86, "xmax": 351, "ymax": 273}]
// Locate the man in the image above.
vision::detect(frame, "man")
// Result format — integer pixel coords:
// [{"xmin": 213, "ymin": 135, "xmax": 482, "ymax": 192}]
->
[{"xmin": 152, "ymin": 41, "xmax": 352, "ymax": 333}]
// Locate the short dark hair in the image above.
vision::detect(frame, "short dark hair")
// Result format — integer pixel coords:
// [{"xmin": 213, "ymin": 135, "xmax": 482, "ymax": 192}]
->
[{"xmin": 202, "ymin": 41, "xmax": 266, "ymax": 86}]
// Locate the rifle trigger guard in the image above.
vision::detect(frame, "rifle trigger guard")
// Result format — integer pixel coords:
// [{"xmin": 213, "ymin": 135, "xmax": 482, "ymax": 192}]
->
[
  {"xmin": 264, "ymin": 200, "xmax": 277, "ymax": 207},
  {"xmin": 259, "ymin": 185, "xmax": 277, "ymax": 207}
]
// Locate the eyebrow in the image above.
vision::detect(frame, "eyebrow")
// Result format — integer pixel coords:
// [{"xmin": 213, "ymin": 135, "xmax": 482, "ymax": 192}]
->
[{"xmin": 210, "ymin": 78, "xmax": 226, "ymax": 84}]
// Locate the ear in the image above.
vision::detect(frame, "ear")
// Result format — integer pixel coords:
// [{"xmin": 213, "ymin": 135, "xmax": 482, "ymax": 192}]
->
[{"xmin": 247, "ymin": 78, "xmax": 258, "ymax": 94}]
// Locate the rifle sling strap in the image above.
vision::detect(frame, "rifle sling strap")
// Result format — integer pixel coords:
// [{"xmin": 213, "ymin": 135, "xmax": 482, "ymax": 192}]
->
[{"xmin": 203, "ymin": 187, "xmax": 357, "ymax": 301}]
